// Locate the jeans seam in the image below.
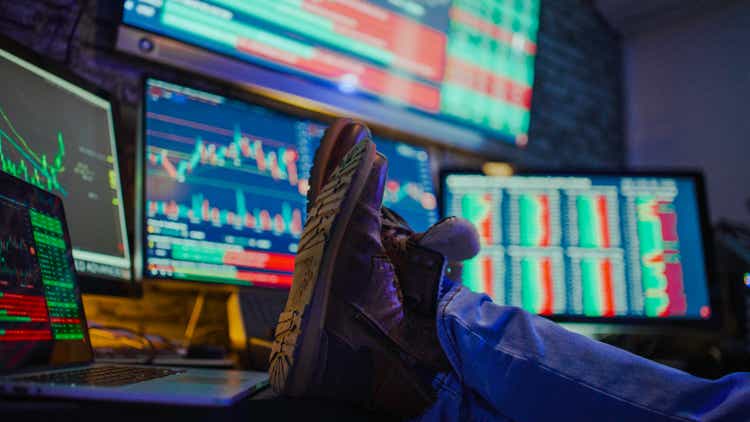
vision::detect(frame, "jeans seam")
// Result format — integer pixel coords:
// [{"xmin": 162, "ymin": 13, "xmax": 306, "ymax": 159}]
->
[
  {"xmin": 438, "ymin": 284, "xmax": 464, "ymax": 384},
  {"xmin": 433, "ymin": 373, "xmax": 461, "ymax": 398},
  {"xmin": 449, "ymin": 315, "xmax": 695, "ymax": 422}
]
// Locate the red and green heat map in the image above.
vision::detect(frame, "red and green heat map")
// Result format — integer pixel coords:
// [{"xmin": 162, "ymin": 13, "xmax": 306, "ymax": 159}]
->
[
  {"xmin": 443, "ymin": 175, "xmax": 710, "ymax": 320},
  {"xmin": 123, "ymin": 0, "xmax": 541, "ymax": 144}
]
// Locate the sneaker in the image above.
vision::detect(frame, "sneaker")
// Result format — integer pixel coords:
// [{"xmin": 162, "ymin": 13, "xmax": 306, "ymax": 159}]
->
[{"xmin": 270, "ymin": 141, "xmax": 442, "ymax": 416}]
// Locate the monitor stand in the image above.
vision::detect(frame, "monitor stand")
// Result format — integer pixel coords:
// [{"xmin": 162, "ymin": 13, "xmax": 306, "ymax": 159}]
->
[{"xmin": 228, "ymin": 287, "xmax": 288, "ymax": 371}]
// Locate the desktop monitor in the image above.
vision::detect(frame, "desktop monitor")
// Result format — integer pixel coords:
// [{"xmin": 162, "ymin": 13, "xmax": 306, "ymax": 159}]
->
[
  {"xmin": 119, "ymin": 0, "xmax": 541, "ymax": 153},
  {"xmin": 0, "ymin": 40, "xmax": 132, "ymax": 295},
  {"xmin": 140, "ymin": 77, "xmax": 439, "ymax": 287},
  {"xmin": 376, "ymin": 137, "xmax": 439, "ymax": 233},
  {"xmin": 441, "ymin": 171, "xmax": 718, "ymax": 329}
]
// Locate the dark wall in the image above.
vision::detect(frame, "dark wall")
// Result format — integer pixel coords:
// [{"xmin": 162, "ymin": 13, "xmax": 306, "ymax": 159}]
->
[
  {"xmin": 624, "ymin": 0, "xmax": 750, "ymax": 225},
  {"xmin": 524, "ymin": 0, "xmax": 624, "ymax": 168},
  {"xmin": 0, "ymin": 0, "xmax": 625, "ymax": 173}
]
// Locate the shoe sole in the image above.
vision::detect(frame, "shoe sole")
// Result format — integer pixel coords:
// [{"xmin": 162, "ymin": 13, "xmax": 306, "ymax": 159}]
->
[
  {"xmin": 307, "ymin": 120, "xmax": 370, "ymax": 212},
  {"xmin": 306, "ymin": 118, "xmax": 350, "ymax": 213},
  {"xmin": 270, "ymin": 139, "xmax": 376, "ymax": 396}
]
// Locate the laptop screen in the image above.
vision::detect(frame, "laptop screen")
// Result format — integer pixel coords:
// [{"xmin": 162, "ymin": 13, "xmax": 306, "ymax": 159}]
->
[{"xmin": 0, "ymin": 172, "xmax": 91, "ymax": 372}]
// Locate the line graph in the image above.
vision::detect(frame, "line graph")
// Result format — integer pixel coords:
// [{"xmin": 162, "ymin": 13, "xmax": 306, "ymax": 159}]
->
[
  {"xmin": 0, "ymin": 106, "xmax": 66, "ymax": 195},
  {"xmin": 148, "ymin": 123, "xmax": 302, "ymax": 192},
  {"xmin": 0, "ymin": 47, "xmax": 131, "ymax": 282}
]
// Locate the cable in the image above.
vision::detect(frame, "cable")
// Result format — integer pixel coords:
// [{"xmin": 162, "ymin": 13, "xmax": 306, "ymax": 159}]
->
[
  {"xmin": 64, "ymin": 0, "xmax": 89, "ymax": 65},
  {"xmin": 88, "ymin": 324, "xmax": 158, "ymax": 364}
]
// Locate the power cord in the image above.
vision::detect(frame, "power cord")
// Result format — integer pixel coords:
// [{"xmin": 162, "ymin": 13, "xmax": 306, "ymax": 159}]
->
[{"xmin": 88, "ymin": 324, "xmax": 158, "ymax": 364}]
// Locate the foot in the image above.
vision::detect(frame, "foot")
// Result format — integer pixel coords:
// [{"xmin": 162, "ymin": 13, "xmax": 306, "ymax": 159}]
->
[
  {"xmin": 304, "ymin": 118, "xmax": 473, "ymax": 323},
  {"xmin": 382, "ymin": 208, "xmax": 480, "ymax": 262},
  {"xmin": 381, "ymin": 208, "xmax": 480, "ymax": 315},
  {"xmin": 270, "ymin": 141, "xmax": 441, "ymax": 416},
  {"xmin": 306, "ymin": 118, "xmax": 371, "ymax": 213}
]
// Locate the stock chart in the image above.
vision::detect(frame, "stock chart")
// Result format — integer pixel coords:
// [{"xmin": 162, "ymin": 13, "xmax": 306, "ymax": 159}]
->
[
  {"xmin": 144, "ymin": 79, "xmax": 440, "ymax": 287},
  {"xmin": 123, "ymin": 0, "xmax": 540, "ymax": 144},
  {"xmin": 0, "ymin": 48, "xmax": 130, "ymax": 281},
  {"xmin": 0, "ymin": 182, "xmax": 86, "ymax": 369},
  {"xmin": 144, "ymin": 79, "xmax": 319, "ymax": 287},
  {"xmin": 443, "ymin": 174, "xmax": 711, "ymax": 320},
  {"xmin": 376, "ymin": 138, "xmax": 438, "ymax": 233}
]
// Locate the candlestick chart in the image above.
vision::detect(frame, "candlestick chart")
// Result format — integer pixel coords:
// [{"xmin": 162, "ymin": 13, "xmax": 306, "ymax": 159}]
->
[
  {"xmin": 144, "ymin": 79, "xmax": 442, "ymax": 287},
  {"xmin": 144, "ymin": 79, "xmax": 323, "ymax": 287},
  {"xmin": 147, "ymin": 123, "xmax": 301, "ymax": 191},
  {"xmin": 375, "ymin": 138, "xmax": 438, "ymax": 233},
  {"xmin": 148, "ymin": 190, "xmax": 303, "ymax": 238}
]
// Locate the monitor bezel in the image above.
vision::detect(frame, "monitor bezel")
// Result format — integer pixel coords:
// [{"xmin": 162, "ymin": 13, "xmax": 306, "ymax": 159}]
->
[
  {"xmin": 438, "ymin": 168, "xmax": 722, "ymax": 331},
  {"xmin": 0, "ymin": 35, "xmax": 137, "ymax": 298}
]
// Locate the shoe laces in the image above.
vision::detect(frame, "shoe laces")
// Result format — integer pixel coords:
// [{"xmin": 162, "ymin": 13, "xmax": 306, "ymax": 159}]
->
[
  {"xmin": 381, "ymin": 207, "xmax": 415, "ymax": 255},
  {"xmin": 381, "ymin": 207, "xmax": 412, "ymax": 233}
]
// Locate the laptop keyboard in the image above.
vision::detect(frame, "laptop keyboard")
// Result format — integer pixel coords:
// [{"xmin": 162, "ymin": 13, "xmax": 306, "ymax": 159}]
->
[{"xmin": 12, "ymin": 365, "xmax": 185, "ymax": 387}]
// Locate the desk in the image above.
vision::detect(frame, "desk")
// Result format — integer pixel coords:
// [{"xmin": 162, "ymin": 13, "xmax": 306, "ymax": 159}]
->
[{"xmin": 0, "ymin": 387, "xmax": 398, "ymax": 421}]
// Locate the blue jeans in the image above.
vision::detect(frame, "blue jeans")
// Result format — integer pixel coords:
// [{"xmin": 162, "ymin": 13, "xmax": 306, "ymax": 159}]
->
[{"xmin": 417, "ymin": 281, "xmax": 750, "ymax": 421}]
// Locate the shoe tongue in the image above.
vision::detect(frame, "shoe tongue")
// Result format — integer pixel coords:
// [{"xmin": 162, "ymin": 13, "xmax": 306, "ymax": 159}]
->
[
  {"xmin": 382, "ymin": 207, "xmax": 411, "ymax": 233},
  {"xmin": 416, "ymin": 217, "xmax": 480, "ymax": 261}
]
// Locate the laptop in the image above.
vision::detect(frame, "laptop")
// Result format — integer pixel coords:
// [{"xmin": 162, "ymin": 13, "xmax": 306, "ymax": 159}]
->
[{"xmin": 0, "ymin": 172, "xmax": 268, "ymax": 406}]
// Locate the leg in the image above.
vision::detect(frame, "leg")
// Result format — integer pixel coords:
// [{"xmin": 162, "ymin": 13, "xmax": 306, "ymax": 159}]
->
[{"xmin": 428, "ymin": 280, "xmax": 750, "ymax": 421}]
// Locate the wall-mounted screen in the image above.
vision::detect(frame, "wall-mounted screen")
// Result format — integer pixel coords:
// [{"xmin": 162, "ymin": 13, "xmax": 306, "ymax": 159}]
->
[{"xmin": 122, "ymin": 0, "xmax": 541, "ymax": 149}]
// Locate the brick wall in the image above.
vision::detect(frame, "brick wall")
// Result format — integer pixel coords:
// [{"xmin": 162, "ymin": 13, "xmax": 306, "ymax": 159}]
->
[{"xmin": 525, "ymin": 0, "xmax": 625, "ymax": 168}]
